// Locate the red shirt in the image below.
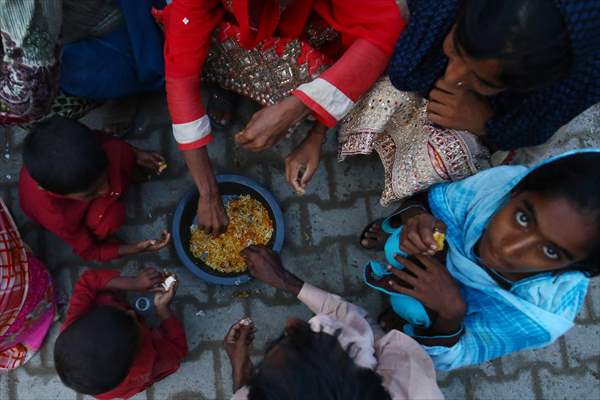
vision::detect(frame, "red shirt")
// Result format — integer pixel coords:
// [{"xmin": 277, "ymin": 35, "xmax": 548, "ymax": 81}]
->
[
  {"xmin": 156, "ymin": 0, "xmax": 404, "ymax": 149},
  {"xmin": 18, "ymin": 133, "xmax": 136, "ymax": 261},
  {"xmin": 61, "ymin": 269, "xmax": 188, "ymax": 400}
]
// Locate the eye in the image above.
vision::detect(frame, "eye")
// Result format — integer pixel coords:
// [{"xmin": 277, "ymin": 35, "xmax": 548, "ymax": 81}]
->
[
  {"xmin": 542, "ymin": 245, "xmax": 560, "ymax": 260},
  {"xmin": 515, "ymin": 211, "xmax": 529, "ymax": 228}
]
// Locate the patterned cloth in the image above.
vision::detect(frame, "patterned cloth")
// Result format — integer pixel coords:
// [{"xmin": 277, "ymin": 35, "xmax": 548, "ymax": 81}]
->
[
  {"xmin": 388, "ymin": 0, "xmax": 600, "ymax": 151},
  {"xmin": 0, "ymin": 0, "xmax": 162, "ymax": 125},
  {"xmin": 338, "ymin": 76, "xmax": 490, "ymax": 205},
  {"xmin": 157, "ymin": 0, "xmax": 404, "ymax": 150},
  {"xmin": 0, "ymin": 199, "xmax": 55, "ymax": 371},
  {"xmin": 0, "ymin": 0, "xmax": 62, "ymax": 124},
  {"xmin": 417, "ymin": 150, "xmax": 596, "ymax": 370}
]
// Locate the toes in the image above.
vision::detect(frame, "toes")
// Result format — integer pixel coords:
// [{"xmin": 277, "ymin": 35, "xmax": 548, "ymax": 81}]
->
[
  {"xmin": 368, "ymin": 224, "xmax": 381, "ymax": 233},
  {"xmin": 361, "ymin": 238, "xmax": 373, "ymax": 247}
]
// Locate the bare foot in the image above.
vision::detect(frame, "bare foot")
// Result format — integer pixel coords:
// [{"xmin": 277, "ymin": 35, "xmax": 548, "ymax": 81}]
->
[
  {"xmin": 207, "ymin": 88, "xmax": 240, "ymax": 128},
  {"xmin": 360, "ymin": 222, "xmax": 390, "ymax": 250}
]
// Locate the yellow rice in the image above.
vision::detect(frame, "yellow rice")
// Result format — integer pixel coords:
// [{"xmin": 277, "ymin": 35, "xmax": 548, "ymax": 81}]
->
[{"xmin": 189, "ymin": 195, "xmax": 273, "ymax": 273}]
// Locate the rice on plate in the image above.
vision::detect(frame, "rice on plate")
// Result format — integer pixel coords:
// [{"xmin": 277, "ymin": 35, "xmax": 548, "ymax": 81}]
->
[{"xmin": 189, "ymin": 195, "xmax": 273, "ymax": 273}]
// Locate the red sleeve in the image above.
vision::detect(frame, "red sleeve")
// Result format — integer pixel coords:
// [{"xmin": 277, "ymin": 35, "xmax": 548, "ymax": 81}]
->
[
  {"xmin": 293, "ymin": 0, "xmax": 404, "ymax": 126},
  {"xmin": 292, "ymin": 39, "xmax": 393, "ymax": 127},
  {"xmin": 61, "ymin": 269, "xmax": 121, "ymax": 330},
  {"xmin": 58, "ymin": 221, "xmax": 121, "ymax": 262},
  {"xmin": 151, "ymin": 316, "xmax": 188, "ymax": 381},
  {"xmin": 158, "ymin": 0, "xmax": 225, "ymax": 150},
  {"xmin": 18, "ymin": 168, "xmax": 121, "ymax": 262}
]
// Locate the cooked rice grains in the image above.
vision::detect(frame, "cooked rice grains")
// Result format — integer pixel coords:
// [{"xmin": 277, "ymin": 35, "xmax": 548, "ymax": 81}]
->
[{"xmin": 189, "ymin": 195, "xmax": 274, "ymax": 273}]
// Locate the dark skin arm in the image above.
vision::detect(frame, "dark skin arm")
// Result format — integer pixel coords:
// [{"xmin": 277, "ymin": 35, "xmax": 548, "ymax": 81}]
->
[
  {"xmin": 241, "ymin": 246, "xmax": 304, "ymax": 296},
  {"xmin": 105, "ymin": 267, "xmax": 165, "ymax": 292},
  {"xmin": 387, "ymin": 254, "xmax": 466, "ymax": 347},
  {"xmin": 183, "ymin": 147, "xmax": 228, "ymax": 235}
]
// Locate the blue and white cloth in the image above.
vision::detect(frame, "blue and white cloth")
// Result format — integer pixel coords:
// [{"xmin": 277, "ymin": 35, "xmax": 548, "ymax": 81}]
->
[{"xmin": 369, "ymin": 150, "xmax": 597, "ymax": 370}]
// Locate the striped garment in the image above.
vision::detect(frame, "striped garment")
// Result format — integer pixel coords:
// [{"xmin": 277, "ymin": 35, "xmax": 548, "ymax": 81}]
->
[{"xmin": 421, "ymin": 150, "xmax": 596, "ymax": 370}]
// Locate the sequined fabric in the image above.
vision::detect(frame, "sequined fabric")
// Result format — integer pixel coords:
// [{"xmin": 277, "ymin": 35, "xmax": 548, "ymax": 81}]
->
[
  {"xmin": 338, "ymin": 76, "xmax": 490, "ymax": 206},
  {"xmin": 203, "ymin": 18, "xmax": 334, "ymax": 106}
]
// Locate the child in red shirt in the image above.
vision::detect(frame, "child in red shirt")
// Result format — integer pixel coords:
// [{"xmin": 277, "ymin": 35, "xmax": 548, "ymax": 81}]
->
[
  {"xmin": 19, "ymin": 116, "xmax": 170, "ymax": 261},
  {"xmin": 54, "ymin": 268, "xmax": 188, "ymax": 399}
]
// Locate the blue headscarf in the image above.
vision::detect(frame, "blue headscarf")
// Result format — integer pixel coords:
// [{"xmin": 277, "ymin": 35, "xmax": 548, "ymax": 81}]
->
[
  {"xmin": 388, "ymin": 0, "xmax": 600, "ymax": 151},
  {"xmin": 421, "ymin": 149, "xmax": 598, "ymax": 369}
]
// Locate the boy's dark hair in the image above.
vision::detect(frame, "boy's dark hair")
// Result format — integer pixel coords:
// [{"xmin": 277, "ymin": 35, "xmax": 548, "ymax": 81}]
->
[
  {"xmin": 455, "ymin": 0, "xmax": 572, "ymax": 91},
  {"xmin": 23, "ymin": 115, "xmax": 108, "ymax": 195},
  {"xmin": 514, "ymin": 152, "xmax": 600, "ymax": 277},
  {"xmin": 54, "ymin": 305, "xmax": 140, "ymax": 395},
  {"xmin": 248, "ymin": 321, "xmax": 391, "ymax": 400}
]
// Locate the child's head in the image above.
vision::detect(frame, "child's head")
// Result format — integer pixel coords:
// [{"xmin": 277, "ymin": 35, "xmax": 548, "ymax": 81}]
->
[
  {"xmin": 54, "ymin": 305, "xmax": 140, "ymax": 395},
  {"xmin": 23, "ymin": 116, "xmax": 110, "ymax": 200},
  {"xmin": 444, "ymin": 0, "xmax": 571, "ymax": 94},
  {"xmin": 247, "ymin": 317, "xmax": 391, "ymax": 400},
  {"xmin": 479, "ymin": 152, "xmax": 600, "ymax": 277}
]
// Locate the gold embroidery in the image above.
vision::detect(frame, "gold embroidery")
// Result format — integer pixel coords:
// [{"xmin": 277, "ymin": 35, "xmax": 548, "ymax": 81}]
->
[{"xmin": 338, "ymin": 77, "xmax": 490, "ymax": 206}]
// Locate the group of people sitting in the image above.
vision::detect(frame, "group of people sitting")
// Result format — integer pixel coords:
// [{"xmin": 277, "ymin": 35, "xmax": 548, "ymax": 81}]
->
[{"xmin": 1, "ymin": 0, "xmax": 599, "ymax": 399}]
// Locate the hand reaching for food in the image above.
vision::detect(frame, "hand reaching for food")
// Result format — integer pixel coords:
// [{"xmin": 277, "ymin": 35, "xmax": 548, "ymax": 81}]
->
[
  {"xmin": 118, "ymin": 230, "xmax": 171, "ymax": 256},
  {"xmin": 285, "ymin": 124, "xmax": 326, "ymax": 195},
  {"xmin": 133, "ymin": 148, "xmax": 166, "ymax": 173}
]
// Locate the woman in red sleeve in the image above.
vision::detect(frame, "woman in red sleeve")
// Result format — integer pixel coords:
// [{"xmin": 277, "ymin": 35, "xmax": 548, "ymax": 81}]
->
[{"xmin": 155, "ymin": 0, "xmax": 405, "ymax": 234}]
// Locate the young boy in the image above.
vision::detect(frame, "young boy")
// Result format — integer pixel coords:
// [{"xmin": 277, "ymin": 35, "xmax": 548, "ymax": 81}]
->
[
  {"xmin": 19, "ymin": 116, "xmax": 170, "ymax": 261},
  {"xmin": 54, "ymin": 268, "xmax": 187, "ymax": 398}
]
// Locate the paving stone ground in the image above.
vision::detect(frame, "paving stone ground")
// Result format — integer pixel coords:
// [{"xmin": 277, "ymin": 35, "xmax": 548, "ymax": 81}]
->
[{"xmin": 1, "ymin": 94, "xmax": 599, "ymax": 400}]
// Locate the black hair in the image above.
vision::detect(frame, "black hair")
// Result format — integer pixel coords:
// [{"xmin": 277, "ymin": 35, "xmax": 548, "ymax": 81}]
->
[
  {"xmin": 23, "ymin": 115, "xmax": 108, "ymax": 195},
  {"xmin": 247, "ymin": 321, "xmax": 391, "ymax": 400},
  {"xmin": 514, "ymin": 152, "xmax": 600, "ymax": 277},
  {"xmin": 455, "ymin": 0, "xmax": 572, "ymax": 91},
  {"xmin": 54, "ymin": 305, "xmax": 140, "ymax": 395}
]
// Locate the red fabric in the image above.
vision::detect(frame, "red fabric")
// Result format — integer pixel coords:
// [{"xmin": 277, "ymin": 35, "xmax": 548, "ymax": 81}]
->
[
  {"xmin": 18, "ymin": 133, "xmax": 136, "ymax": 262},
  {"xmin": 62, "ymin": 269, "xmax": 188, "ymax": 400},
  {"xmin": 159, "ymin": 0, "xmax": 404, "ymax": 145}
]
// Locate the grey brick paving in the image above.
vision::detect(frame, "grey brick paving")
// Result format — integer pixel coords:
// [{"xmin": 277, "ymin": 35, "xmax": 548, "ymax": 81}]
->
[{"xmin": 1, "ymin": 93, "xmax": 599, "ymax": 399}]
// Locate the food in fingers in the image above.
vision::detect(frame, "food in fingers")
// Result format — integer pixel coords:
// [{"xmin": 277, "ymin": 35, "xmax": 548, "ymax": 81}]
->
[
  {"xmin": 161, "ymin": 273, "xmax": 177, "ymax": 291},
  {"xmin": 433, "ymin": 230, "xmax": 445, "ymax": 251},
  {"xmin": 157, "ymin": 161, "xmax": 167, "ymax": 174}
]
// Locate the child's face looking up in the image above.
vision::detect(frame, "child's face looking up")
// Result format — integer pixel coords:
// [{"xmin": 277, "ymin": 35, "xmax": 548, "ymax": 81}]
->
[
  {"xmin": 478, "ymin": 192, "xmax": 597, "ymax": 275},
  {"xmin": 64, "ymin": 172, "xmax": 110, "ymax": 201}
]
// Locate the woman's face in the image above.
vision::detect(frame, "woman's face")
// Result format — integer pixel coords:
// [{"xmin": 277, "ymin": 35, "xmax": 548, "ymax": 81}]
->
[
  {"xmin": 442, "ymin": 26, "xmax": 506, "ymax": 96},
  {"xmin": 478, "ymin": 192, "xmax": 597, "ymax": 275}
]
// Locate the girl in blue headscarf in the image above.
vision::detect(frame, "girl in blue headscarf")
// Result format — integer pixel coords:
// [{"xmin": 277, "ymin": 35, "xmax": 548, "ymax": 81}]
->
[{"xmin": 362, "ymin": 149, "xmax": 600, "ymax": 370}]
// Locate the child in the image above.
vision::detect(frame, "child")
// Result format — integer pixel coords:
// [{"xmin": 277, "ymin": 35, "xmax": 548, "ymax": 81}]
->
[
  {"xmin": 19, "ymin": 116, "xmax": 170, "ymax": 261},
  {"xmin": 54, "ymin": 268, "xmax": 187, "ymax": 398},
  {"xmin": 361, "ymin": 149, "xmax": 600, "ymax": 370}
]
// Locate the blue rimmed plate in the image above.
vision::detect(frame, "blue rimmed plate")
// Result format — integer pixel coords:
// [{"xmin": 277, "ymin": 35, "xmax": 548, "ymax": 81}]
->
[{"xmin": 172, "ymin": 175, "xmax": 285, "ymax": 285}]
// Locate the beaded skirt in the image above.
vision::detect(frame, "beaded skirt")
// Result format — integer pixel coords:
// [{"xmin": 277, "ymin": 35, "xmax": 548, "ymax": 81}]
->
[{"xmin": 338, "ymin": 76, "xmax": 490, "ymax": 206}]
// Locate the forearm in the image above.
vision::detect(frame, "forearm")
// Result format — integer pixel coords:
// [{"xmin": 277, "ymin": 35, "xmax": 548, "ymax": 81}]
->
[
  {"xmin": 0, "ymin": 0, "xmax": 61, "ymax": 123},
  {"xmin": 278, "ymin": 271, "xmax": 304, "ymax": 297},
  {"xmin": 183, "ymin": 147, "xmax": 219, "ymax": 197},
  {"xmin": 232, "ymin": 364, "xmax": 253, "ymax": 392},
  {"xmin": 414, "ymin": 303, "xmax": 466, "ymax": 347},
  {"xmin": 105, "ymin": 276, "xmax": 139, "ymax": 292}
]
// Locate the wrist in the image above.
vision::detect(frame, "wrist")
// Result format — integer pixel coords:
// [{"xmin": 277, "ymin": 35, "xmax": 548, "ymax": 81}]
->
[
  {"xmin": 401, "ymin": 207, "xmax": 428, "ymax": 225},
  {"xmin": 232, "ymin": 362, "xmax": 252, "ymax": 391},
  {"xmin": 198, "ymin": 180, "xmax": 220, "ymax": 199},
  {"xmin": 156, "ymin": 305, "xmax": 172, "ymax": 320},
  {"xmin": 440, "ymin": 301, "xmax": 467, "ymax": 322},
  {"xmin": 281, "ymin": 272, "xmax": 303, "ymax": 296},
  {"xmin": 118, "ymin": 244, "xmax": 137, "ymax": 257}
]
